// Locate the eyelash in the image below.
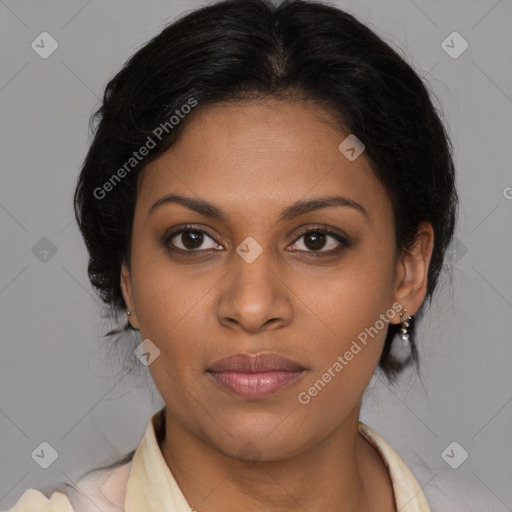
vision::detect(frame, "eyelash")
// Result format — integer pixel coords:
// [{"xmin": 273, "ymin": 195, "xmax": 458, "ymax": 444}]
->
[{"xmin": 162, "ymin": 224, "xmax": 351, "ymax": 259}]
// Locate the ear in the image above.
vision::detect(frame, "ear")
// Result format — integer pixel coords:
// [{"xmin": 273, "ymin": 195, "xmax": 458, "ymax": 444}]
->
[
  {"xmin": 120, "ymin": 261, "xmax": 140, "ymax": 329},
  {"xmin": 390, "ymin": 222, "xmax": 434, "ymax": 324}
]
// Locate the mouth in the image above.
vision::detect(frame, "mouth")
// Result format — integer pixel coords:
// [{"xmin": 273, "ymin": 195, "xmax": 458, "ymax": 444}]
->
[{"xmin": 206, "ymin": 352, "xmax": 306, "ymax": 399}]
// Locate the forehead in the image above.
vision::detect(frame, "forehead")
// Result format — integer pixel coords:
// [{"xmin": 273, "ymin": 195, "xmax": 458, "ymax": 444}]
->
[{"xmin": 136, "ymin": 99, "xmax": 391, "ymax": 224}]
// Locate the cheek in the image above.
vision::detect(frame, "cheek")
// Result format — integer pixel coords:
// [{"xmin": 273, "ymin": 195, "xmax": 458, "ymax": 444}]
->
[
  {"xmin": 295, "ymin": 246, "xmax": 396, "ymax": 385},
  {"xmin": 308, "ymin": 249, "xmax": 395, "ymax": 333},
  {"xmin": 294, "ymin": 275, "xmax": 393, "ymax": 424},
  {"xmin": 130, "ymin": 233, "xmax": 203, "ymax": 329},
  {"xmin": 129, "ymin": 250, "xmax": 205, "ymax": 367}
]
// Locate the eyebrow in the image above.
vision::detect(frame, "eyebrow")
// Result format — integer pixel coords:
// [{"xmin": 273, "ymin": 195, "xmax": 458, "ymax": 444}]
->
[{"xmin": 148, "ymin": 193, "xmax": 369, "ymax": 222}]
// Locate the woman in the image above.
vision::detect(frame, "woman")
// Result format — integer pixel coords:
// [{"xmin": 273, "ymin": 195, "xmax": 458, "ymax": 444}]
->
[{"xmin": 6, "ymin": 0, "xmax": 458, "ymax": 510}]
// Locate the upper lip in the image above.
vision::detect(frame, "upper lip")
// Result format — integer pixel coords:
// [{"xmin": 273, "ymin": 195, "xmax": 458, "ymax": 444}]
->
[{"xmin": 207, "ymin": 352, "xmax": 305, "ymax": 373}]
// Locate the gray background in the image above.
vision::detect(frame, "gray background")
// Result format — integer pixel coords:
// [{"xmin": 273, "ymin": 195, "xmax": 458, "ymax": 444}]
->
[{"xmin": 1, "ymin": 0, "xmax": 511, "ymax": 510}]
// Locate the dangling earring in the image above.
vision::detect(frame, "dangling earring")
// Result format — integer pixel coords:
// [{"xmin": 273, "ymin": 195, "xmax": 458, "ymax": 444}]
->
[
  {"xmin": 399, "ymin": 308, "xmax": 412, "ymax": 346},
  {"xmin": 389, "ymin": 307, "xmax": 413, "ymax": 362}
]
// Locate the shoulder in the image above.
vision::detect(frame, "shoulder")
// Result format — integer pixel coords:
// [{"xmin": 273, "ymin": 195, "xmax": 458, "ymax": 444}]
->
[
  {"xmin": 3, "ymin": 459, "xmax": 133, "ymax": 512},
  {"xmin": 2, "ymin": 488, "xmax": 74, "ymax": 512},
  {"xmin": 65, "ymin": 459, "xmax": 133, "ymax": 512}
]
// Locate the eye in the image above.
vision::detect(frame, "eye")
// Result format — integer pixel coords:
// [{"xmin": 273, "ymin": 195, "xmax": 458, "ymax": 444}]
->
[
  {"xmin": 289, "ymin": 227, "xmax": 350, "ymax": 256},
  {"xmin": 162, "ymin": 224, "xmax": 351, "ymax": 258},
  {"xmin": 163, "ymin": 225, "xmax": 223, "ymax": 254}
]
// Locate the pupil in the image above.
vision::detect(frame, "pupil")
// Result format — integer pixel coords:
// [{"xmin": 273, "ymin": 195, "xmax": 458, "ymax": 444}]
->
[
  {"xmin": 183, "ymin": 230, "xmax": 203, "ymax": 249},
  {"xmin": 305, "ymin": 232, "xmax": 326, "ymax": 250}
]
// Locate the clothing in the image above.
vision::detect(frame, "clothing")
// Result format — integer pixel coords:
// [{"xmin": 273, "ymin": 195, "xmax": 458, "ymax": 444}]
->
[{"xmin": 4, "ymin": 408, "xmax": 431, "ymax": 511}]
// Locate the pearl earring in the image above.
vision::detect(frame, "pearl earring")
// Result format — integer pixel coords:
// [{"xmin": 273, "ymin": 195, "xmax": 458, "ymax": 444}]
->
[{"xmin": 389, "ymin": 307, "xmax": 413, "ymax": 363}]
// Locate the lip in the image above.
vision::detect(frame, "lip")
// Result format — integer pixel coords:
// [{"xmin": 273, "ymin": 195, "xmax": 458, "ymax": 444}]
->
[{"xmin": 207, "ymin": 352, "xmax": 306, "ymax": 399}]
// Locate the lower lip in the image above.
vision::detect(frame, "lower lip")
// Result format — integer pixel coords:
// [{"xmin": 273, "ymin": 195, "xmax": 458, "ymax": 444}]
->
[{"xmin": 208, "ymin": 370, "xmax": 304, "ymax": 399}]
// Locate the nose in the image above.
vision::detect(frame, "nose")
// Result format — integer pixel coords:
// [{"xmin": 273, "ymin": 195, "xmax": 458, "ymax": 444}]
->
[{"xmin": 216, "ymin": 248, "xmax": 293, "ymax": 333}]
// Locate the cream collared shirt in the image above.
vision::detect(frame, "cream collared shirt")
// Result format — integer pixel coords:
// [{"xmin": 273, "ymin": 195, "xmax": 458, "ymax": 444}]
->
[{"xmin": 4, "ymin": 409, "xmax": 431, "ymax": 512}]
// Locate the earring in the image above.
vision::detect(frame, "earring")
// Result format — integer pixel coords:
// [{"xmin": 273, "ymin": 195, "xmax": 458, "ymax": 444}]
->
[
  {"xmin": 399, "ymin": 308, "xmax": 412, "ymax": 345},
  {"xmin": 127, "ymin": 311, "xmax": 131, "ymax": 317},
  {"xmin": 389, "ymin": 307, "xmax": 413, "ymax": 363}
]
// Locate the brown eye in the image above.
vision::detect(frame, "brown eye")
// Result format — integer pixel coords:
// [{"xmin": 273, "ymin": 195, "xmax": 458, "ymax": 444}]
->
[
  {"xmin": 289, "ymin": 227, "xmax": 351, "ymax": 257},
  {"xmin": 303, "ymin": 231, "xmax": 327, "ymax": 251},
  {"xmin": 165, "ymin": 228, "xmax": 222, "ymax": 252},
  {"xmin": 179, "ymin": 230, "xmax": 204, "ymax": 249}
]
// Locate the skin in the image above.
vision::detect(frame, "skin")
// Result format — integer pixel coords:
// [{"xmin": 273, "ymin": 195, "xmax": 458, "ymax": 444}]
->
[{"xmin": 120, "ymin": 99, "xmax": 434, "ymax": 512}]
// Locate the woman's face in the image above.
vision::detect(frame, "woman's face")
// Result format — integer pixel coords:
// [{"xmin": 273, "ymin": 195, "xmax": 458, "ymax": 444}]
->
[{"xmin": 121, "ymin": 99, "xmax": 429, "ymax": 460}]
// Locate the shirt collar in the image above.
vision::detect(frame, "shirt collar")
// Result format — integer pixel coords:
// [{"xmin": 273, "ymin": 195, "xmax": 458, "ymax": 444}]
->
[
  {"xmin": 125, "ymin": 408, "xmax": 191, "ymax": 511},
  {"xmin": 358, "ymin": 422, "xmax": 431, "ymax": 511}
]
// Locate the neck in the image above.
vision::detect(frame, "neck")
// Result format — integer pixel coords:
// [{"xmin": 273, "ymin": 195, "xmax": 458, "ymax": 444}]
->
[{"xmin": 159, "ymin": 405, "xmax": 388, "ymax": 512}]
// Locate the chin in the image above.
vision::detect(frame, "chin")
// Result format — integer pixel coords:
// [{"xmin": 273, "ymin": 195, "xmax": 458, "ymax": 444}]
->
[{"xmin": 201, "ymin": 411, "xmax": 317, "ymax": 462}]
